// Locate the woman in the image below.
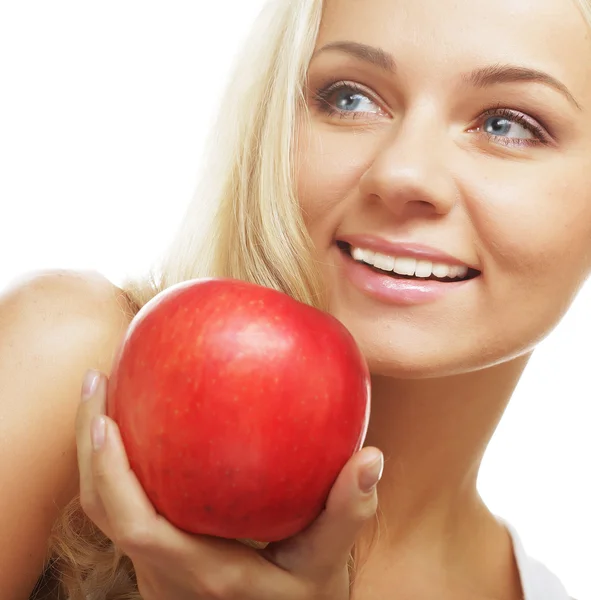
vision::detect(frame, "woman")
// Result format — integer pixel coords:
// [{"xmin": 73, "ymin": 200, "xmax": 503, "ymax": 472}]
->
[{"xmin": 2, "ymin": 0, "xmax": 587, "ymax": 597}]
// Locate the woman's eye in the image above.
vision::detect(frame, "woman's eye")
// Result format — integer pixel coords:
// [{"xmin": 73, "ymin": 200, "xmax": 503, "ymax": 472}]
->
[
  {"xmin": 314, "ymin": 83, "xmax": 385, "ymax": 117},
  {"xmin": 332, "ymin": 89, "xmax": 380, "ymax": 113},
  {"xmin": 473, "ymin": 109, "xmax": 549, "ymax": 147},
  {"xmin": 482, "ymin": 115, "xmax": 534, "ymax": 140}
]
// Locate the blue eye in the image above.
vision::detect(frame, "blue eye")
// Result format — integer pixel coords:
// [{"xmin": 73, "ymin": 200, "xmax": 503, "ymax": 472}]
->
[
  {"xmin": 474, "ymin": 108, "xmax": 551, "ymax": 147},
  {"xmin": 333, "ymin": 89, "xmax": 379, "ymax": 113},
  {"xmin": 315, "ymin": 82, "xmax": 384, "ymax": 118},
  {"xmin": 483, "ymin": 115, "xmax": 534, "ymax": 140}
]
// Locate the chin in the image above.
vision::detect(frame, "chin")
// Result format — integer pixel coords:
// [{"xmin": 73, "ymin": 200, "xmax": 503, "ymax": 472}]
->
[
  {"xmin": 341, "ymin": 318, "xmax": 530, "ymax": 380},
  {"xmin": 364, "ymin": 350, "xmax": 465, "ymax": 380},
  {"xmin": 328, "ymin": 295, "xmax": 547, "ymax": 381},
  {"xmin": 359, "ymin": 334, "xmax": 537, "ymax": 381}
]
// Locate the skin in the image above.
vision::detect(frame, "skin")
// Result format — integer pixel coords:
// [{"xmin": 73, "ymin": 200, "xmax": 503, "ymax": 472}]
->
[
  {"xmin": 50, "ymin": 1, "xmax": 591, "ymax": 599},
  {"xmin": 296, "ymin": 0, "xmax": 591, "ymax": 595}
]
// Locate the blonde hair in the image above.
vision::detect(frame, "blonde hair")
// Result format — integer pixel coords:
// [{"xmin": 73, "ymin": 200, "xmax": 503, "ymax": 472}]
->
[
  {"xmin": 126, "ymin": 0, "xmax": 327, "ymax": 312},
  {"xmin": 36, "ymin": 1, "xmax": 325, "ymax": 598},
  {"xmin": 35, "ymin": 0, "xmax": 591, "ymax": 597}
]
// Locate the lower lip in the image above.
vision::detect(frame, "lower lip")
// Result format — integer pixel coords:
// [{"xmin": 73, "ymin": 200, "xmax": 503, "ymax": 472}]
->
[{"xmin": 338, "ymin": 247, "xmax": 474, "ymax": 306}]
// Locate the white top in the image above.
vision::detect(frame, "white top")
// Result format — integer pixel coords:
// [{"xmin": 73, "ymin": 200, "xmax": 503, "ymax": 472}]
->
[{"xmin": 505, "ymin": 520, "xmax": 573, "ymax": 600}]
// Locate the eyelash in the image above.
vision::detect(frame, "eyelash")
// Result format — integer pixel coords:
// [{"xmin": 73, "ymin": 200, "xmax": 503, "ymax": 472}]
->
[
  {"xmin": 313, "ymin": 81, "xmax": 379, "ymax": 119},
  {"xmin": 313, "ymin": 81, "xmax": 551, "ymax": 147},
  {"xmin": 477, "ymin": 105, "xmax": 548, "ymax": 147}
]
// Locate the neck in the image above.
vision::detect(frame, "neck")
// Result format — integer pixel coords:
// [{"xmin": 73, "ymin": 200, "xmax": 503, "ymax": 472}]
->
[{"xmin": 354, "ymin": 354, "xmax": 531, "ymax": 598}]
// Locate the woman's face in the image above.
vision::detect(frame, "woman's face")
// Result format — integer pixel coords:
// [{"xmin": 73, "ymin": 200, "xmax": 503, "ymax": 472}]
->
[{"xmin": 296, "ymin": 0, "xmax": 591, "ymax": 377}]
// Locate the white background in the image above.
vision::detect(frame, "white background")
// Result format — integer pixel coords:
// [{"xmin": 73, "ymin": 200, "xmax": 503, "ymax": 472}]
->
[{"xmin": 0, "ymin": 2, "xmax": 589, "ymax": 598}]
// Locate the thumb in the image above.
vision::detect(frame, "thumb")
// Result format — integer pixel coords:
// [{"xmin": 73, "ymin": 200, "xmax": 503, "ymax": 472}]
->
[{"xmin": 266, "ymin": 447, "xmax": 383, "ymax": 579}]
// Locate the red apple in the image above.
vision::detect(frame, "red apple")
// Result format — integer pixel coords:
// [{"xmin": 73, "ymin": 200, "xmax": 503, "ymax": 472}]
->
[{"xmin": 107, "ymin": 278, "xmax": 371, "ymax": 542}]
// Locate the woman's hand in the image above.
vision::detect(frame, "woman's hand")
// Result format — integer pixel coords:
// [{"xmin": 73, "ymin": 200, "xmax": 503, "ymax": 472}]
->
[{"xmin": 76, "ymin": 370, "xmax": 383, "ymax": 600}]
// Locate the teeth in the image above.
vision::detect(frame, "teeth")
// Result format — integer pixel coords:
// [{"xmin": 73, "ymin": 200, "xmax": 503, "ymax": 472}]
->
[
  {"xmin": 351, "ymin": 247, "xmax": 364, "ymax": 262},
  {"xmin": 456, "ymin": 266, "xmax": 469, "ymax": 279},
  {"xmin": 351, "ymin": 247, "xmax": 375, "ymax": 263},
  {"xmin": 372, "ymin": 253, "xmax": 396, "ymax": 271},
  {"xmin": 432, "ymin": 263, "xmax": 451, "ymax": 278},
  {"xmin": 415, "ymin": 260, "xmax": 433, "ymax": 278},
  {"xmin": 348, "ymin": 246, "xmax": 470, "ymax": 280},
  {"xmin": 446, "ymin": 265, "xmax": 468, "ymax": 279},
  {"xmin": 394, "ymin": 257, "xmax": 416, "ymax": 276}
]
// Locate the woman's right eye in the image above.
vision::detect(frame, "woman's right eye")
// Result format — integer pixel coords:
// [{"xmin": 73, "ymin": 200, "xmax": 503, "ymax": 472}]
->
[{"xmin": 314, "ymin": 81, "xmax": 387, "ymax": 119}]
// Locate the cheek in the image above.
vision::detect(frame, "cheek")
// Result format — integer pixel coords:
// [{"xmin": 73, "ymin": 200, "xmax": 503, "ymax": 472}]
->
[
  {"xmin": 469, "ymin": 172, "xmax": 591, "ymax": 342},
  {"xmin": 296, "ymin": 124, "xmax": 376, "ymax": 242},
  {"xmin": 473, "ymin": 176, "xmax": 591, "ymax": 277}
]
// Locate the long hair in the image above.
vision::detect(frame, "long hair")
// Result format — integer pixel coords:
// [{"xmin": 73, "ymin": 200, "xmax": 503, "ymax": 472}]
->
[
  {"xmin": 124, "ymin": 0, "xmax": 327, "ymax": 312},
  {"xmin": 35, "ymin": 1, "xmax": 326, "ymax": 598}
]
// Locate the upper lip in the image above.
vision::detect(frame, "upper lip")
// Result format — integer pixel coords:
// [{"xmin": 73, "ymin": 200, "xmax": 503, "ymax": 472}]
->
[{"xmin": 337, "ymin": 234, "xmax": 480, "ymax": 271}]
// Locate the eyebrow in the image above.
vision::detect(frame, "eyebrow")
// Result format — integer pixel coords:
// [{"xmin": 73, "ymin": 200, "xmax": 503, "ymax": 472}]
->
[
  {"xmin": 465, "ymin": 64, "xmax": 582, "ymax": 111},
  {"xmin": 314, "ymin": 41, "xmax": 396, "ymax": 73},
  {"xmin": 312, "ymin": 41, "xmax": 582, "ymax": 111}
]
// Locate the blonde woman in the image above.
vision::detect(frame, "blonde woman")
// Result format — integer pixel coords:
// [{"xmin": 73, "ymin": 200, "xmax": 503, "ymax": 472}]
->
[{"xmin": 2, "ymin": 0, "xmax": 587, "ymax": 598}]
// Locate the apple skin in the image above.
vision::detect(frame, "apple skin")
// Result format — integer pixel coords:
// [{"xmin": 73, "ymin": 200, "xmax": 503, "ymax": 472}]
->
[{"xmin": 107, "ymin": 278, "xmax": 371, "ymax": 542}]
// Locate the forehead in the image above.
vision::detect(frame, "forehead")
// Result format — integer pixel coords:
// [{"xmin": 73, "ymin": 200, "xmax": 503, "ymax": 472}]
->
[{"xmin": 318, "ymin": 0, "xmax": 591, "ymax": 99}]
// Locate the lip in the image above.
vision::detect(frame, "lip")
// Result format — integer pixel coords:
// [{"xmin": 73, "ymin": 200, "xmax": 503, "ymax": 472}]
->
[
  {"xmin": 337, "ymin": 234, "xmax": 478, "ymax": 270},
  {"xmin": 336, "ymin": 241, "xmax": 478, "ymax": 306}
]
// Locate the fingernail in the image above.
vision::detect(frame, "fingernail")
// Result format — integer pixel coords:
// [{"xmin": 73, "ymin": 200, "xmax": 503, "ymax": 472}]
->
[
  {"xmin": 358, "ymin": 450, "xmax": 384, "ymax": 493},
  {"xmin": 91, "ymin": 416, "xmax": 107, "ymax": 451},
  {"xmin": 82, "ymin": 370, "xmax": 101, "ymax": 401}
]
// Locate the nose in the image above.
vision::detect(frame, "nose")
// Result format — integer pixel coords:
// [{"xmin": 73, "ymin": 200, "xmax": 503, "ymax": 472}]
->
[{"xmin": 358, "ymin": 111, "xmax": 458, "ymax": 218}]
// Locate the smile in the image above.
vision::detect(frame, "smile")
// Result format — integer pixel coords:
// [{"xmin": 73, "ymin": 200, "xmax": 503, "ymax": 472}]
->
[
  {"xmin": 336, "ymin": 241, "xmax": 482, "ymax": 306},
  {"xmin": 338, "ymin": 242, "xmax": 480, "ymax": 282}
]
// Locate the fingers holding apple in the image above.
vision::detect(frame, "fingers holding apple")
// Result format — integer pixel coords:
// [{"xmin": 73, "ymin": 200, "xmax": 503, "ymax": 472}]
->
[
  {"xmin": 77, "ymin": 371, "xmax": 165, "ymax": 556},
  {"xmin": 77, "ymin": 373, "xmax": 294, "ymax": 600},
  {"xmin": 76, "ymin": 370, "xmax": 380, "ymax": 600},
  {"xmin": 80, "ymin": 277, "xmax": 377, "ymax": 598},
  {"xmin": 261, "ymin": 445, "xmax": 383, "ymax": 581},
  {"xmin": 77, "ymin": 373, "xmax": 383, "ymax": 600}
]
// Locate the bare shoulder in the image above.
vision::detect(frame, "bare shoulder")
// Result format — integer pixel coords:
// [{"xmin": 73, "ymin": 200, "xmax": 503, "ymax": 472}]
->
[
  {"xmin": 0, "ymin": 269, "xmax": 135, "ymax": 598},
  {"xmin": 1, "ymin": 267, "xmax": 135, "ymax": 322}
]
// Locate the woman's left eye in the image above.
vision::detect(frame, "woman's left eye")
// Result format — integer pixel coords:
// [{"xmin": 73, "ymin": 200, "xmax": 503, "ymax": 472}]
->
[
  {"xmin": 471, "ymin": 108, "xmax": 550, "ymax": 147},
  {"xmin": 314, "ymin": 82, "xmax": 385, "ymax": 118},
  {"xmin": 483, "ymin": 116, "xmax": 533, "ymax": 139}
]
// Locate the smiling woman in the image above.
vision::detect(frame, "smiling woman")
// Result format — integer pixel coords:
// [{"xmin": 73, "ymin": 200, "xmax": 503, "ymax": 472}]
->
[
  {"xmin": 299, "ymin": 0, "xmax": 591, "ymax": 380},
  {"xmin": 1, "ymin": 0, "xmax": 589, "ymax": 599}
]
